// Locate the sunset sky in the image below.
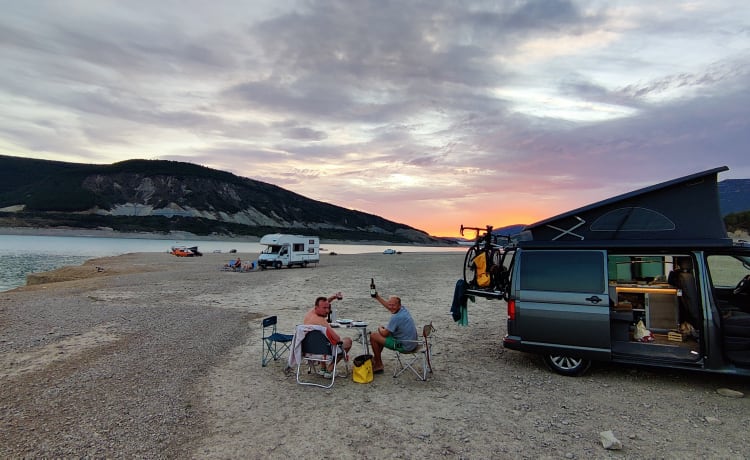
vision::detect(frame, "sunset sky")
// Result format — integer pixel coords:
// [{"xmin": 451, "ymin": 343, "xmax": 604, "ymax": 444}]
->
[{"xmin": 1, "ymin": 1, "xmax": 748, "ymax": 237}]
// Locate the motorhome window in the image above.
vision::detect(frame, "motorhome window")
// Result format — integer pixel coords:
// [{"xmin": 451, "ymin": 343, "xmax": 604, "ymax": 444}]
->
[
  {"xmin": 707, "ymin": 255, "xmax": 750, "ymax": 288},
  {"xmin": 520, "ymin": 251, "xmax": 604, "ymax": 293},
  {"xmin": 608, "ymin": 256, "xmax": 632, "ymax": 282},
  {"xmin": 590, "ymin": 207, "xmax": 675, "ymax": 231},
  {"xmin": 608, "ymin": 256, "xmax": 667, "ymax": 283},
  {"xmin": 292, "ymin": 243, "xmax": 305, "ymax": 252},
  {"xmin": 636, "ymin": 256, "xmax": 664, "ymax": 280}
]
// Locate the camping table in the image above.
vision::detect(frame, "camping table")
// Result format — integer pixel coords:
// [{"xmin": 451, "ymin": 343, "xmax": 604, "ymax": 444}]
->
[
  {"xmin": 351, "ymin": 322, "xmax": 369, "ymax": 355},
  {"xmin": 333, "ymin": 320, "xmax": 370, "ymax": 355}
]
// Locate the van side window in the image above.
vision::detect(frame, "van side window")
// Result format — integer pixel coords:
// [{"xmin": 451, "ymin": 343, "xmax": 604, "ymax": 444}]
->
[{"xmin": 520, "ymin": 251, "xmax": 604, "ymax": 293}]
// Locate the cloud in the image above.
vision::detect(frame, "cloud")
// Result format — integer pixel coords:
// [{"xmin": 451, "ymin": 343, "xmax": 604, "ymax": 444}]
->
[{"xmin": 0, "ymin": 0, "xmax": 748, "ymax": 235}]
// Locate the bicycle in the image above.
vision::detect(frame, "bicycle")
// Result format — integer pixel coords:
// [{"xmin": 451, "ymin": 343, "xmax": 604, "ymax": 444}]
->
[{"xmin": 460, "ymin": 224, "xmax": 510, "ymax": 292}]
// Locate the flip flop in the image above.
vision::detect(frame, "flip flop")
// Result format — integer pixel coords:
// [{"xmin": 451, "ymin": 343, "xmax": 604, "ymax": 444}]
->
[{"xmin": 373, "ymin": 368, "xmax": 384, "ymax": 374}]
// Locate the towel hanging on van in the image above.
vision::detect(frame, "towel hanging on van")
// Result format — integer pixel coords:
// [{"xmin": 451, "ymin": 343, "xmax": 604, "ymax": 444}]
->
[{"xmin": 450, "ymin": 279, "xmax": 474, "ymax": 326}]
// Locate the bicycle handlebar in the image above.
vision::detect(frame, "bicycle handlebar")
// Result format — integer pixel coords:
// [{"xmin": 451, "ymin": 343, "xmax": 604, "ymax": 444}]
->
[{"xmin": 460, "ymin": 224, "xmax": 493, "ymax": 238}]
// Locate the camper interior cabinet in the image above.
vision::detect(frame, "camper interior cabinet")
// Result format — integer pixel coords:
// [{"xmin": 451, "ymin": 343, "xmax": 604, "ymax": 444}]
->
[{"xmin": 610, "ymin": 285, "xmax": 679, "ymax": 330}]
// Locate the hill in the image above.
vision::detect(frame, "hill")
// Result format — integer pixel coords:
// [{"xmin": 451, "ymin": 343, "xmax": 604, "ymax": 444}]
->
[
  {"xmin": 0, "ymin": 155, "xmax": 444, "ymax": 244},
  {"xmin": 719, "ymin": 179, "xmax": 750, "ymax": 216}
]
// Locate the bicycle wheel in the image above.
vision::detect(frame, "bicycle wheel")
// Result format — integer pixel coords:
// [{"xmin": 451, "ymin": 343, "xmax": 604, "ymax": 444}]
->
[{"xmin": 463, "ymin": 247, "xmax": 479, "ymax": 286}]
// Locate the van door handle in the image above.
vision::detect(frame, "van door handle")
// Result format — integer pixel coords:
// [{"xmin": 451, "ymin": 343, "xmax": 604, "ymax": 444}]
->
[{"xmin": 585, "ymin": 296, "xmax": 602, "ymax": 304}]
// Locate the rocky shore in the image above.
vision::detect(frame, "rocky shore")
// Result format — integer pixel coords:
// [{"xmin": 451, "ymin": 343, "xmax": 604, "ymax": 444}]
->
[{"xmin": 1, "ymin": 252, "xmax": 749, "ymax": 458}]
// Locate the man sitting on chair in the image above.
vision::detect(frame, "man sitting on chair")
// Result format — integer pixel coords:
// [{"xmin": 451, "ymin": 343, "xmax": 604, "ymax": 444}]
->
[
  {"xmin": 303, "ymin": 293, "xmax": 352, "ymax": 376},
  {"xmin": 369, "ymin": 293, "xmax": 417, "ymax": 374}
]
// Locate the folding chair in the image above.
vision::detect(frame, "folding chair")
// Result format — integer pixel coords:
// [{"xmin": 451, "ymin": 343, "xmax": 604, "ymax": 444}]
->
[
  {"xmin": 393, "ymin": 323, "xmax": 435, "ymax": 381},
  {"xmin": 294, "ymin": 327, "xmax": 345, "ymax": 389},
  {"xmin": 261, "ymin": 316, "xmax": 293, "ymax": 367}
]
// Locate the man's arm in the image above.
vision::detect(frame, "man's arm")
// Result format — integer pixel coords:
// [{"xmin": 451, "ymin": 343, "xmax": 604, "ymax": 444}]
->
[
  {"xmin": 327, "ymin": 292, "xmax": 343, "ymax": 303},
  {"xmin": 373, "ymin": 293, "xmax": 388, "ymax": 308},
  {"xmin": 376, "ymin": 325, "xmax": 390, "ymax": 337}
]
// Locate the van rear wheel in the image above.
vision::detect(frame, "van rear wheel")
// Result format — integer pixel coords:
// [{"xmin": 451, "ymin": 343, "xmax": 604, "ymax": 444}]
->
[{"xmin": 544, "ymin": 354, "xmax": 591, "ymax": 376}]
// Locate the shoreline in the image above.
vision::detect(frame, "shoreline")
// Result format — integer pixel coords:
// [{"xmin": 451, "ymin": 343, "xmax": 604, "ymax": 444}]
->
[{"xmin": 0, "ymin": 226, "xmax": 460, "ymax": 246}]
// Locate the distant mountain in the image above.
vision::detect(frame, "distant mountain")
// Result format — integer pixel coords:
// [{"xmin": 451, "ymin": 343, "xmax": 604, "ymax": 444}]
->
[
  {"xmin": 719, "ymin": 179, "xmax": 750, "ymax": 216},
  {"xmin": 493, "ymin": 224, "xmax": 526, "ymax": 237},
  {"xmin": 0, "ymin": 155, "xmax": 445, "ymax": 244}
]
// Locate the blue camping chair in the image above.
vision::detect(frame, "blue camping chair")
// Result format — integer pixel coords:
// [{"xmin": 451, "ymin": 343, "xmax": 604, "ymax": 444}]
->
[{"xmin": 261, "ymin": 316, "xmax": 293, "ymax": 366}]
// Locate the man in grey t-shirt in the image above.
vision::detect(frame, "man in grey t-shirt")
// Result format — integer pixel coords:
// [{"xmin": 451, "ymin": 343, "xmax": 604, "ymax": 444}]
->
[{"xmin": 369, "ymin": 293, "xmax": 417, "ymax": 374}]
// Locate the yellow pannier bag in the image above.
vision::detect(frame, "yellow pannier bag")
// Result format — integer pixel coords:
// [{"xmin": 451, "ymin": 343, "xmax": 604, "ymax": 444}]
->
[{"xmin": 472, "ymin": 252, "xmax": 491, "ymax": 288}]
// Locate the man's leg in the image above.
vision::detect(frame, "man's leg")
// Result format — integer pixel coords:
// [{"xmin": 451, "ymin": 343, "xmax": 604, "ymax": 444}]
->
[
  {"xmin": 370, "ymin": 331, "xmax": 386, "ymax": 372},
  {"xmin": 326, "ymin": 337, "xmax": 354, "ymax": 372}
]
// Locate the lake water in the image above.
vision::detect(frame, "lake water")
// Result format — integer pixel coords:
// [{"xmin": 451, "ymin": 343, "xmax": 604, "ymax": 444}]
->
[{"xmin": 0, "ymin": 234, "xmax": 463, "ymax": 292}]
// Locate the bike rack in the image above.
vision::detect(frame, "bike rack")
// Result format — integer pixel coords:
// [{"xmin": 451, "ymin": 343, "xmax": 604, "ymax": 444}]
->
[{"xmin": 465, "ymin": 288, "xmax": 505, "ymax": 300}]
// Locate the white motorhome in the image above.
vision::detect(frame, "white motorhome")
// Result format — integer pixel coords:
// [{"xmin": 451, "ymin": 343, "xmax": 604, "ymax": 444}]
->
[{"xmin": 257, "ymin": 234, "xmax": 320, "ymax": 269}]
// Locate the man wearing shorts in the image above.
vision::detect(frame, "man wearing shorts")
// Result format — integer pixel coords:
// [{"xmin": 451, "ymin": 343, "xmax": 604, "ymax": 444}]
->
[{"xmin": 369, "ymin": 293, "xmax": 417, "ymax": 374}]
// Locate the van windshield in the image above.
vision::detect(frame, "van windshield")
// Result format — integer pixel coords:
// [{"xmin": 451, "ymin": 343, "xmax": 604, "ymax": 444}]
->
[
  {"xmin": 262, "ymin": 245, "xmax": 281, "ymax": 254},
  {"xmin": 706, "ymin": 254, "xmax": 750, "ymax": 289}
]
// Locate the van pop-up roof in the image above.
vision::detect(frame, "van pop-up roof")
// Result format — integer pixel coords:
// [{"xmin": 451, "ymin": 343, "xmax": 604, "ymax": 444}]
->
[{"xmin": 519, "ymin": 166, "xmax": 731, "ymax": 248}]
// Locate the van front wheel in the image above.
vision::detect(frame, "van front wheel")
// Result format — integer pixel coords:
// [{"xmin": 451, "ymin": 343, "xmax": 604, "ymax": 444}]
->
[{"xmin": 544, "ymin": 355, "xmax": 591, "ymax": 376}]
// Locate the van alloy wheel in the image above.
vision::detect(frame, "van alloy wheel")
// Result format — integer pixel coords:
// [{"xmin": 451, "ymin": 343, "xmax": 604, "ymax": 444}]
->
[{"xmin": 544, "ymin": 354, "xmax": 591, "ymax": 376}]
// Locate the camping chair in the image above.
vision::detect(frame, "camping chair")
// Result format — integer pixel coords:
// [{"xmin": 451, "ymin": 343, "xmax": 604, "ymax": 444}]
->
[
  {"xmin": 293, "ymin": 326, "xmax": 346, "ymax": 389},
  {"xmin": 261, "ymin": 316, "xmax": 293, "ymax": 367},
  {"xmin": 392, "ymin": 323, "xmax": 435, "ymax": 381}
]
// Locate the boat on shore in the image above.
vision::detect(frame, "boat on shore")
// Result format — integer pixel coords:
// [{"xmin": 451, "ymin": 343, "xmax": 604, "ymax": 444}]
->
[{"xmin": 170, "ymin": 246, "xmax": 202, "ymax": 257}]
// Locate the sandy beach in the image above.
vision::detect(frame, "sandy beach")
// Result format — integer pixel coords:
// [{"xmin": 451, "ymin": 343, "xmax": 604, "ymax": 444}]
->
[{"xmin": 1, "ymin": 251, "xmax": 749, "ymax": 458}]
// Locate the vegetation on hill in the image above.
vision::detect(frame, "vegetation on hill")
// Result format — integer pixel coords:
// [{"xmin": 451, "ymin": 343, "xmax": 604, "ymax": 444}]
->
[
  {"xmin": 0, "ymin": 155, "xmax": 443, "ymax": 243},
  {"xmin": 724, "ymin": 211, "xmax": 750, "ymax": 234}
]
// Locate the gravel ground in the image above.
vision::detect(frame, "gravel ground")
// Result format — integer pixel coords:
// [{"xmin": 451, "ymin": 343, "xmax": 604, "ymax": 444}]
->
[
  {"xmin": 1, "ymin": 253, "xmax": 254, "ymax": 458},
  {"xmin": 1, "ymin": 251, "xmax": 750, "ymax": 459}
]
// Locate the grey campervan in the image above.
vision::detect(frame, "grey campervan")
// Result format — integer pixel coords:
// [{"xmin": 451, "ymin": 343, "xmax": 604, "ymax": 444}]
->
[{"xmin": 463, "ymin": 167, "xmax": 750, "ymax": 376}]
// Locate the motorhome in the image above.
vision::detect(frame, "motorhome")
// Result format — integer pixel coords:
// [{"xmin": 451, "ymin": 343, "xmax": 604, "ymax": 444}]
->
[
  {"xmin": 458, "ymin": 167, "xmax": 750, "ymax": 376},
  {"xmin": 257, "ymin": 234, "xmax": 320, "ymax": 269}
]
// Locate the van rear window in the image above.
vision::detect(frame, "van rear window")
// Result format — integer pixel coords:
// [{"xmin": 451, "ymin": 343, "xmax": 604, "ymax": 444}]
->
[{"xmin": 520, "ymin": 251, "xmax": 605, "ymax": 293}]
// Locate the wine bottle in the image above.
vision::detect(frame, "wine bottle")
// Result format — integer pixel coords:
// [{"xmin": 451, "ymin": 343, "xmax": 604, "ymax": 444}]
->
[{"xmin": 370, "ymin": 278, "xmax": 377, "ymax": 297}]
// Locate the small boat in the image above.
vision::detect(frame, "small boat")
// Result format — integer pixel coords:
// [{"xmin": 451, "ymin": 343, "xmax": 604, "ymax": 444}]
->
[{"xmin": 171, "ymin": 246, "xmax": 203, "ymax": 257}]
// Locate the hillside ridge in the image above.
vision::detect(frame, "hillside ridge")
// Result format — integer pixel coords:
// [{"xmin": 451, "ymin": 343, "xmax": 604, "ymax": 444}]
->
[{"xmin": 0, "ymin": 155, "xmax": 443, "ymax": 244}]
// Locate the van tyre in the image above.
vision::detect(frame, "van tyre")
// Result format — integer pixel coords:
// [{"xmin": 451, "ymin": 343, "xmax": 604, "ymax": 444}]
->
[
  {"xmin": 274, "ymin": 261, "xmax": 282, "ymax": 269},
  {"xmin": 544, "ymin": 354, "xmax": 591, "ymax": 376}
]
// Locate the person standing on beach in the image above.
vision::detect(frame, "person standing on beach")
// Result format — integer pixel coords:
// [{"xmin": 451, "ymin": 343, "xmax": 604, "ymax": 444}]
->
[
  {"xmin": 369, "ymin": 293, "xmax": 418, "ymax": 374},
  {"xmin": 303, "ymin": 293, "xmax": 352, "ymax": 375}
]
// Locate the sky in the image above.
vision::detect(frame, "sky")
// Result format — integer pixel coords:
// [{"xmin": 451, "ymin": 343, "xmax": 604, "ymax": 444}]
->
[{"xmin": 0, "ymin": 1, "xmax": 748, "ymax": 237}]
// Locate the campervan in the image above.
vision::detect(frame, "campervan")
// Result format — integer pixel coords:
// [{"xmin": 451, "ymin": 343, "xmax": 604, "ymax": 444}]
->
[
  {"xmin": 257, "ymin": 234, "xmax": 320, "ymax": 269},
  {"xmin": 461, "ymin": 167, "xmax": 750, "ymax": 377}
]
